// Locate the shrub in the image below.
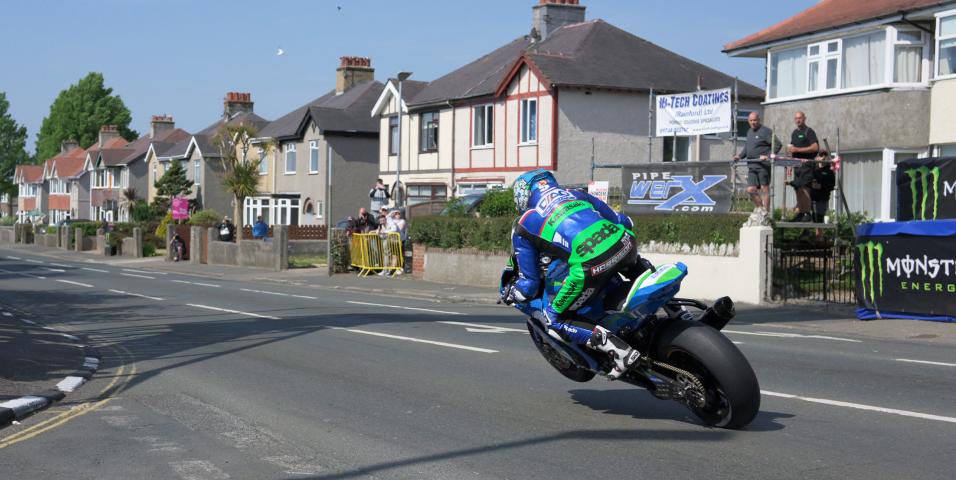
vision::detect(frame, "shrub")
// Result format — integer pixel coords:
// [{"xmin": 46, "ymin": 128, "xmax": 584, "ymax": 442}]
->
[
  {"xmin": 409, "ymin": 216, "xmax": 514, "ymax": 252},
  {"xmin": 150, "ymin": 197, "xmax": 170, "ymax": 219},
  {"xmin": 631, "ymin": 214, "xmax": 747, "ymax": 246},
  {"xmin": 155, "ymin": 212, "xmax": 173, "ymax": 238},
  {"xmin": 72, "ymin": 222, "xmax": 102, "ymax": 237},
  {"xmin": 0, "ymin": 216, "xmax": 15, "ymax": 226},
  {"xmin": 442, "ymin": 197, "xmax": 470, "ymax": 217},
  {"xmin": 131, "ymin": 200, "xmax": 153, "ymax": 222},
  {"xmin": 189, "ymin": 209, "xmax": 220, "ymax": 227},
  {"xmin": 142, "ymin": 243, "xmax": 157, "ymax": 257},
  {"xmin": 46, "ymin": 226, "xmax": 57, "ymax": 235},
  {"xmin": 478, "ymin": 188, "xmax": 515, "ymax": 217}
]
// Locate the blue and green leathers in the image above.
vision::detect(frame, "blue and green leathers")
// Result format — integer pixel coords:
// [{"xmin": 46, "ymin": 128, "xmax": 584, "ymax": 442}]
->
[{"xmin": 511, "ymin": 171, "xmax": 637, "ymax": 344}]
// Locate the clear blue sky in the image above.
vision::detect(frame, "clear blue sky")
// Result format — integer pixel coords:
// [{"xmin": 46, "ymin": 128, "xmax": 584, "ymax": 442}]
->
[{"xmin": 1, "ymin": 0, "xmax": 816, "ymax": 153}]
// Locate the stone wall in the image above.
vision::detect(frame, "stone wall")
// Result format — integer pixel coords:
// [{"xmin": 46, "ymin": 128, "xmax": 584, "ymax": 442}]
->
[
  {"xmin": 204, "ymin": 225, "xmax": 288, "ymax": 271},
  {"xmin": 0, "ymin": 227, "xmax": 14, "ymax": 244},
  {"xmin": 288, "ymin": 240, "xmax": 327, "ymax": 256}
]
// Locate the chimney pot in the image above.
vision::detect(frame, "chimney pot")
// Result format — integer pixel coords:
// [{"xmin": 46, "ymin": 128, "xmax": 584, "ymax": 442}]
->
[
  {"xmin": 223, "ymin": 92, "xmax": 254, "ymax": 120},
  {"xmin": 98, "ymin": 125, "xmax": 120, "ymax": 147},
  {"xmin": 532, "ymin": 0, "xmax": 585, "ymax": 42},
  {"xmin": 60, "ymin": 139, "xmax": 79, "ymax": 155},
  {"xmin": 336, "ymin": 56, "xmax": 375, "ymax": 95}
]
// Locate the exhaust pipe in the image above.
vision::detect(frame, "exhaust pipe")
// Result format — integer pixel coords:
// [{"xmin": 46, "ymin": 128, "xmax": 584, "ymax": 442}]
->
[{"xmin": 698, "ymin": 296, "xmax": 735, "ymax": 331}]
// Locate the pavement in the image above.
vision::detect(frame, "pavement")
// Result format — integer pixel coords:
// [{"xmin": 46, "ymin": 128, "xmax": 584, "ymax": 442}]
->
[{"xmin": 0, "ymin": 244, "xmax": 955, "ymax": 479}]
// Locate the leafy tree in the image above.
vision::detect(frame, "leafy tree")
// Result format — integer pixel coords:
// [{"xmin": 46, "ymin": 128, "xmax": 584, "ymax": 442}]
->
[
  {"xmin": 154, "ymin": 161, "xmax": 193, "ymax": 199},
  {"xmin": 35, "ymin": 72, "xmax": 138, "ymax": 161},
  {"xmin": 0, "ymin": 92, "xmax": 29, "ymax": 196},
  {"xmin": 213, "ymin": 123, "xmax": 273, "ymax": 223}
]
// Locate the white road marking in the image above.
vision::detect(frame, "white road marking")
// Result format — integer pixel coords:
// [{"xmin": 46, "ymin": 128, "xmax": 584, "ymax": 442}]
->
[
  {"xmin": 56, "ymin": 376, "xmax": 87, "ymax": 392},
  {"xmin": 56, "ymin": 279, "xmax": 93, "ymax": 288},
  {"xmin": 20, "ymin": 319, "xmax": 35, "ymax": 325},
  {"xmin": 172, "ymin": 280, "xmax": 221, "ymax": 288},
  {"xmin": 24, "ymin": 259, "xmax": 43, "ymax": 264},
  {"xmin": 187, "ymin": 303, "xmax": 280, "ymax": 320},
  {"xmin": 120, "ymin": 272, "xmax": 155, "ymax": 280},
  {"xmin": 333, "ymin": 327, "xmax": 497, "ymax": 353},
  {"xmin": 439, "ymin": 320, "xmax": 526, "ymax": 333},
  {"xmin": 723, "ymin": 330, "xmax": 861, "ymax": 343},
  {"xmin": 59, "ymin": 333, "xmax": 81, "ymax": 341},
  {"xmin": 82, "ymin": 267, "xmax": 109, "ymax": 273},
  {"xmin": 732, "ymin": 341, "xmax": 744, "ymax": 345},
  {"xmin": 240, "ymin": 288, "xmax": 317, "ymax": 300},
  {"xmin": 109, "ymin": 289, "xmax": 164, "ymax": 301},
  {"xmin": 0, "ymin": 267, "xmax": 46, "ymax": 279},
  {"xmin": 6, "ymin": 256, "xmax": 21, "ymax": 260},
  {"xmin": 123, "ymin": 268, "xmax": 166, "ymax": 275},
  {"xmin": 49, "ymin": 263, "xmax": 71, "ymax": 268},
  {"xmin": 761, "ymin": 390, "xmax": 956, "ymax": 424},
  {"xmin": 896, "ymin": 358, "xmax": 956, "ymax": 368},
  {"xmin": 347, "ymin": 300, "xmax": 466, "ymax": 316},
  {"xmin": 43, "ymin": 267, "xmax": 66, "ymax": 272}
]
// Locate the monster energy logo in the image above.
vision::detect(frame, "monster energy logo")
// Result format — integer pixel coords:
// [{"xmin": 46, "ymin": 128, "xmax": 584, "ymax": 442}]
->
[
  {"xmin": 857, "ymin": 241, "xmax": 884, "ymax": 303},
  {"xmin": 904, "ymin": 166, "xmax": 941, "ymax": 220}
]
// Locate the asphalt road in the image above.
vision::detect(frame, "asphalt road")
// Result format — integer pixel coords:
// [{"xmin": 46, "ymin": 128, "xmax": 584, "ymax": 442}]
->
[{"xmin": 0, "ymin": 247, "xmax": 954, "ymax": 480}]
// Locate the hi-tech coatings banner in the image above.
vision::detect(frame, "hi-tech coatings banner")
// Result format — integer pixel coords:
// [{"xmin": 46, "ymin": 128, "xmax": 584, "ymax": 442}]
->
[
  {"xmin": 655, "ymin": 88, "xmax": 732, "ymax": 137},
  {"xmin": 172, "ymin": 197, "xmax": 189, "ymax": 220},
  {"xmin": 622, "ymin": 162, "xmax": 732, "ymax": 214},
  {"xmin": 896, "ymin": 157, "xmax": 956, "ymax": 221},
  {"xmin": 856, "ymin": 220, "xmax": 956, "ymax": 323}
]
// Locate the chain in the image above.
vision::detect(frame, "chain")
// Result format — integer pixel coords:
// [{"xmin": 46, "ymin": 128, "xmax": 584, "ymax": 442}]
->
[{"xmin": 649, "ymin": 359, "xmax": 707, "ymax": 407}]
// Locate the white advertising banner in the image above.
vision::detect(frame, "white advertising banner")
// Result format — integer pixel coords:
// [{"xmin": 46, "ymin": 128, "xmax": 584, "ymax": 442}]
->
[
  {"xmin": 587, "ymin": 180, "xmax": 609, "ymax": 203},
  {"xmin": 655, "ymin": 88, "xmax": 732, "ymax": 137}
]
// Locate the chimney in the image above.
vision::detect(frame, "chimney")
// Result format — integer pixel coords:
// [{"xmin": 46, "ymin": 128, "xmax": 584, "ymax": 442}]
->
[
  {"xmin": 223, "ymin": 92, "xmax": 254, "ymax": 120},
  {"xmin": 60, "ymin": 139, "xmax": 79, "ymax": 155},
  {"xmin": 336, "ymin": 56, "xmax": 374, "ymax": 95},
  {"xmin": 150, "ymin": 114, "xmax": 175, "ymax": 138},
  {"xmin": 532, "ymin": 0, "xmax": 586, "ymax": 42},
  {"xmin": 98, "ymin": 125, "xmax": 120, "ymax": 147}
]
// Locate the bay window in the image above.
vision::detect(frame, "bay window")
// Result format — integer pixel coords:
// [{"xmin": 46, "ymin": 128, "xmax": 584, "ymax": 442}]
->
[
  {"xmin": 842, "ymin": 31, "xmax": 884, "ymax": 88},
  {"xmin": 473, "ymin": 104, "xmax": 494, "ymax": 147},
  {"xmin": 770, "ymin": 46, "xmax": 806, "ymax": 98},
  {"xmin": 894, "ymin": 29, "xmax": 924, "ymax": 83},
  {"xmin": 938, "ymin": 13, "xmax": 956, "ymax": 78}
]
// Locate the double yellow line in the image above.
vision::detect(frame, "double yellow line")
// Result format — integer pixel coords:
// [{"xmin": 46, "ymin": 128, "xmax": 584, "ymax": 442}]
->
[{"xmin": 0, "ymin": 344, "xmax": 137, "ymax": 449}]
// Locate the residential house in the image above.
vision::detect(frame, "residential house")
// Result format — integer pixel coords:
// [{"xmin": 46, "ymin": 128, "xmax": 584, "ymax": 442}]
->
[
  {"xmin": 371, "ymin": 0, "xmax": 763, "ymax": 204},
  {"xmin": 254, "ymin": 57, "xmax": 383, "ymax": 227},
  {"xmin": 0, "ymin": 193, "xmax": 14, "ymax": 218},
  {"xmin": 41, "ymin": 139, "xmax": 88, "ymax": 223},
  {"xmin": 724, "ymin": 0, "xmax": 956, "ymax": 220},
  {"xmin": 83, "ymin": 125, "xmax": 149, "ymax": 221},
  {"xmin": 143, "ymin": 115, "xmax": 193, "ymax": 206},
  {"xmin": 14, "ymin": 164, "xmax": 44, "ymax": 223}
]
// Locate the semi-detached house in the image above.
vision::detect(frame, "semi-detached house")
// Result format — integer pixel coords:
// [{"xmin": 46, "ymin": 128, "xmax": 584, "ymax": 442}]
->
[
  {"xmin": 372, "ymin": 0, "xmax": 763, "ymax": 204},
  {"xmin": 725, "ymin": 0, "xmax": 956, "ymax": 220},
  {"xmin": 42, "ymin": 139, "xmax": 89, "ymax": 224},
  {"xmin": 14, "ymin": 164, "xmax": 44, "ymax": 223},
  {"xmin": 84, "ymin": 125, "xmax": 156, "ymax": 222}
]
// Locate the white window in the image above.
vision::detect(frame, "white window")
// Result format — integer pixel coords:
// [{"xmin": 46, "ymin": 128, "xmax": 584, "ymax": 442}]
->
[
  {"xmin": 806, "ymin": 40, "xmax": 841, "ymax": 92},
  {"xmin": 770, "ymin": 46, "xmax": 807, "ymax": 98},
  {"xmin": 274, "ymin": 197, "xmax": 300, "ymax": 225},
  {"xmin": 893, "ymin": 29, "xmax": 925, "ymax": 83},
  {"xmin": 93, "ymin": 169, "xmax": 107, "ymax": 188},
  {"xmin": 284, "ymin": 143, "xmax": 296, "ymax": 174},
  {"xmin": 419, "ymin": 112, "xmax": 439, "ymax": 152},
  {"xmin": 314, "ymin": 200, "xmax": 324, "ymax": 219},
  {"xmin": 473, "ymin": 104, "xmax": 494, "ymax": 147},
  {"xmin": 194, "ymin": 160, "xmax": 201, "ymax": 183},
  {"xmin": 842, "ymin": 31, "xmax": 885, "ymax": 88},
  {"xmin": 244, "ymin": 196, "xmax": 271, "ymax": 226},
  {"xmin": 937, "ymin": 13, "xmax": 956, "ymax": 78},
  {"xmin": 258, "ymin": 148, "xmax": 268, "ymax": 175},
  {"xmin": 520, "ymin": 99, "xmax": 537, "ymax": 144},
  {"xmin": 152, "ymin": 163, "xmax": 157, "ymax": 183},
  {"xmin": 309, "ymin": 140, "xmax": 319, "ymax": 173},
  {"xmin": 388, "ymin": 116, "xmax": 399, "ymax": 155},
  {"xmin": 457, "ymin": 183, "xmax": 503, "ymax": 196}
]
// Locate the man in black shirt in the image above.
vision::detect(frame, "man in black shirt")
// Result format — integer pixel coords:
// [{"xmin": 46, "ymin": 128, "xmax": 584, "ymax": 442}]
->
[
  {"xmin": 734, "ymin": 112, "xmax": 781, "ymax": 212},
  {"xmin": 810, "ymin": 150, "xmax": 835, "ymax": 223},
  {"xmin": 787, "ymin": 111, "xmax": 819, "ymax": 221}
]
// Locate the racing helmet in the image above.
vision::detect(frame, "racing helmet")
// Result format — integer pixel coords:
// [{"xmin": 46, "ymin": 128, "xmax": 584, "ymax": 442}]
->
[{"xmin": 512, "ymin": 169, "xmax": 559, "ymax": 213}]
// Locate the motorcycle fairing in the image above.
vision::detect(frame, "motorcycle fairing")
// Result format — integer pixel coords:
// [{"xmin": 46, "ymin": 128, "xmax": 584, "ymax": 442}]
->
[{"xmin": 623, "ymin": 262, "xmax": 688, "ymax": 316}]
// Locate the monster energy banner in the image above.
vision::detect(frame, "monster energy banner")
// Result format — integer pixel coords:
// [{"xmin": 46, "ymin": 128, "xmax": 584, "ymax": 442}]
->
[
  {"xmin": 622, "ymin": 162, "xmax": 733, "ymax": 214},
  {"xmin": 896, "ymin": 157, "xmax": 956, "ymax": 221},
  {"xmin": 856, "ymin": 220, "xmax": 956, "ymax": 323}
]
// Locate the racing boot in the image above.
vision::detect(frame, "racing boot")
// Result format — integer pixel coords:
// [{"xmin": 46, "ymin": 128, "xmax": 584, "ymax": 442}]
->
[{"xmin": 587, "ymin": 325, "xmax": 641, "ymax": 380}]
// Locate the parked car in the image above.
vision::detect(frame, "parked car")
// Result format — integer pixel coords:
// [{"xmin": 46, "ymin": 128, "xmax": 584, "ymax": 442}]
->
[{"xmin": 439, "ymin": 193, "xmax": 486, "ymax": 216}]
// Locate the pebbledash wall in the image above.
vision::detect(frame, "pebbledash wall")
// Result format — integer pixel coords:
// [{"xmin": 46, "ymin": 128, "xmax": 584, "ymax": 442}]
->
[{"xmin": 413, "ymin": 226, "xmax": 772, "ymax": 305}]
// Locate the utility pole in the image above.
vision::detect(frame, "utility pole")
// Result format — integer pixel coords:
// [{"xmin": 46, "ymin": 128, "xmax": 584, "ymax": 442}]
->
[{"xmin": 395, "ymin": 72, "xmax": 413, "ymax": 207}]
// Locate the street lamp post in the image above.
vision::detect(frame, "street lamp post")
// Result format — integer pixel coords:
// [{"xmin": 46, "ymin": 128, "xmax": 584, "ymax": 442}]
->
[{"xmin": 395, "ymin": 71, "xmax": 412, "ymax": 207}]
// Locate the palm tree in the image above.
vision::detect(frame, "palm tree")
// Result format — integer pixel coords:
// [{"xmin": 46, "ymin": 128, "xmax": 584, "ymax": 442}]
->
[{"xmin": 213, "ymin": 124, "xmax": 273, "ymax": 225}]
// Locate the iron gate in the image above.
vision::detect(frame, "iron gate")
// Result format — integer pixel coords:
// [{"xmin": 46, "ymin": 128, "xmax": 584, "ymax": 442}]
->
[{"xmin": 770, "ymin": 242, "xmax": 855, "ymax": 303}]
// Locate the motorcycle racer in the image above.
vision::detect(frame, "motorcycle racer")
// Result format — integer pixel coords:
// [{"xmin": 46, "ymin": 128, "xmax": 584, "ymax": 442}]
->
[{"xmin": 503, "ymin": 169, "xmax": 645, "ymax": 379}]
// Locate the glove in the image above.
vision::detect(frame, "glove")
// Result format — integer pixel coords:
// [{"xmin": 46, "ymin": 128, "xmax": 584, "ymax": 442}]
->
[{"xmin": 501, "ymin": 283, "xmax": 528, "ymax": 306}]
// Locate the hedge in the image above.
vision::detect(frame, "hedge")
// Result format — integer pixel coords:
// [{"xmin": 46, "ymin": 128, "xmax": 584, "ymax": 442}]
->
[{"xmin": 408, "ymin": 213, "xmax": 748, "ymax": 252}]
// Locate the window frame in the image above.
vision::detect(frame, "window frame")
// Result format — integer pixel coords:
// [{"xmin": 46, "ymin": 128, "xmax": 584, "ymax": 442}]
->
[
  {"xmin": 194, "ymin": 159, "xmax": 201, "ymax": 184},
  {"xmin": 388, "ymin": 116, "xmax": 400, "ymax": 156},
  {"xmin": 520, "ymin": 99, "xmax": 538, "ymax": 144},
  {"xmin": 309, "ymin": 140, "xmax": 319, "ymax": 174},
  {"xmin": 936, "ymin": 10, "xmax": 956, "ymax": 79},
  {"xmin": 419, "ymin": 111, "xmax": 439, "ymax": 153},
  {"xmin": 258, "ymin": 148, "xmax": 268, "ymax": 175},
  {"xmin": 284, "ymin": 143, "xmax": 297, "ymax": 174},
  {"xmin": 806, "ymin": 39, "xmax": 842, "ymax": 92},
  {"xmin": 472, "ymin": 104, "xmax": 494, "ymax": 148}
]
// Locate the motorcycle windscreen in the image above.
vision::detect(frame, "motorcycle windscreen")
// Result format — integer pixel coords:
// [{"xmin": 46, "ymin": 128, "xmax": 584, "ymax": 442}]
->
[{"xmin": 623, "ymin": 262, "xmax": 688, "ymax": 316}]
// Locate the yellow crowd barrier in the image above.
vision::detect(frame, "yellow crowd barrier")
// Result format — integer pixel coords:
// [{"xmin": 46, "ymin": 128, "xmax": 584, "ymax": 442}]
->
[{"xmin": 350, "ymin": 232, "xmax": 404, "ymax": 276}]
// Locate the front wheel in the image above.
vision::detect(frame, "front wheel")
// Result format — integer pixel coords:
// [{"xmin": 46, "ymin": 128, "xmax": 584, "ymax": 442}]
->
[
  {"xmin": 652, "ymin": 319, "xmax": 760, "ymax": 429},
  {"xmin": 527, "ymin": 322, "xmax": 596, "ymax": 383}
]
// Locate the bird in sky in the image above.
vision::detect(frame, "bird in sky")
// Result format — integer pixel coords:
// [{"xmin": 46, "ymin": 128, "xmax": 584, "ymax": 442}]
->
[
  {"xmin": 276, "ymin": 47, "xmax": 286, "ymax": 56},
  {"xmin": 337, "ymin": 6, "xmax": 342, "ymax": 11}
]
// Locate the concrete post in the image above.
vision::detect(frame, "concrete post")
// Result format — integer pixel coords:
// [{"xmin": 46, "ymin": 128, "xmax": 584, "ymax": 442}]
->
[
  {"xmin": 274, "ymin": 225, "xmax": 289, "ymax": 271},
  {"xmin": 206, "ymin": 228, "xmax": 217, "ymax": 265},
  {"xmin": 738, "ymin": 225, "xmax": 773, "ymax": 304},
  {"xmin": 56, "ymin": 225, "xmax": 63, "ymax": 248},
  {"xmin": 96, "ymin": 228, "xmax": 107, "ymax": 255},
  {"xmin": 165, "ymin": 225, "xmax": 175, "ymax": 261},
  {"xmin": 190, "ymin": 226, "xmax": 202, "ymax": 265},
  {"xmin": 75, "ymin": 228, "xmax": 84, "ymax": 252},
  {"xmin": 132, "ymin": 227, "xmax": 143, "ymax": 258}
]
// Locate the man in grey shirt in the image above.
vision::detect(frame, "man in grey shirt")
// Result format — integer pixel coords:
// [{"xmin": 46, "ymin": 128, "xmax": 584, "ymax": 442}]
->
[{"xmin": 734, "ymin": 112, "xmax": 781, "ymax": 212}]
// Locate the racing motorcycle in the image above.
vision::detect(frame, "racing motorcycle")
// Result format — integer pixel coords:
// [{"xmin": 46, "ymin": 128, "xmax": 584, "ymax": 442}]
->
[{"xmin": 500, "ymin": 259, "xmax": 761, "ymax": 429}]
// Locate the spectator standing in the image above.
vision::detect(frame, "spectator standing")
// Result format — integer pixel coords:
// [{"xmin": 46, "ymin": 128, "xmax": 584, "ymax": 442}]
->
[
  {"xmin": 217, "ymin": 216, "xmax": 236, "ymax": 242},
  {"xmin": 376, "ymin": 206, "xmax": 391, "ymax": 233},
  {"xmin": 252, "ymin": 216, "xmax": 269, "ymax": 240},
  {"xmin": 787, "ymin": 111, "xmax": 819, "ymax": 221},
  {"xmin": 369, "ymin": 179, "xmax": 391, "ymax": 212},
  {"xmin": 380, "ymin": 210, "xmax": 407, "ymax": 276},
  {"xmin": 355, "ymin": 207, "xmax": 377, "ymax": 233},
  {"xmin": 810, "ymin": 151, "xmax": 836, "ymax": 223},
  {"xmin": 734, "ymin": 112, "xmax": 781, "ymax": 213}
]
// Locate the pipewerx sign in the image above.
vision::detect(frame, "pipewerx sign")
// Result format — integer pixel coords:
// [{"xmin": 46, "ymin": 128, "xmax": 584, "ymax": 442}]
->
[
  {"xmin": 896, "ymin": 157, "xmax": 956, "ymax": 221},
  {"xmin": 856, "ymin": 221, "xmax": 956, "ymax": 321},
  {"xmin": 622, "ymin": 162, "xmax": 732, "ymax": 214}
]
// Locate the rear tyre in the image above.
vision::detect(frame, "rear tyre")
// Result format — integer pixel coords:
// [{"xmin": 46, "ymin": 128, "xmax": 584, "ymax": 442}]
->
[{"xmin": 653, "ymin": 319, "xmax": 760, "ymax": 429}]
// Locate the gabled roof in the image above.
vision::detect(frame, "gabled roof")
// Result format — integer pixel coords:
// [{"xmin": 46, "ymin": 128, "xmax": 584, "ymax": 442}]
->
[
  {"xmin": 370, "ymin": 78, "xmax": 430, "ymax": 117},
  {"xmin": 186, "ymin": 134, "xmax": 222, "ymax": 159},
  {"xmin": 724, "ymin": 0, "xmax": 954, "ymax": 54},
  {"xmin": 408, "ymin": 37, "xmax": 531, "ymax": 107},
  {"xmin": 197, "ymin": 112, "xmax": 271, "ymax": 136},
  {"xmin": 144, "ymin": 129, "xmax": 192, "ymax": 162},
  {"xmin": 15, "ymin": 165, "xmax": 44, "ymax": 184},
  {"xmin": 508, "ymin": 20, "xmax": 763, "ymax": 98},
  {"xmin": 42, "ymin": 145, "xmax": 88, "ymax": 180},
  {"xmin": 259, "ymin": 80, "xmax": 385, "ymax": 140}
]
